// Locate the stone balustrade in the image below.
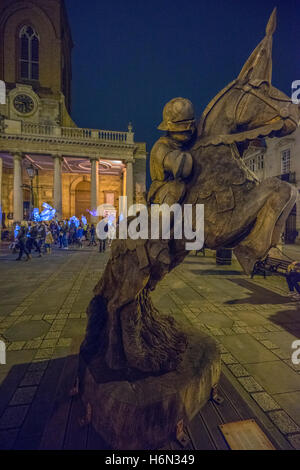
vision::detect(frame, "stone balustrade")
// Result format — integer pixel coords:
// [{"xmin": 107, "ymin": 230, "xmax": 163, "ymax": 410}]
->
[
  {"xmin": 22, "ymin": 122, "xmax": 54, "ymax": 135},
  {"xmin": 18, "ymin": 122, "xmax": 132, "ymax": 143}
]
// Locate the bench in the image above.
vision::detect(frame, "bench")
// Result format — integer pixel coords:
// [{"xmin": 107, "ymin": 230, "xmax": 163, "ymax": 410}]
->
[{"xmin": 251, "ymin": 256, "xmax": 291, "ymax": 279}]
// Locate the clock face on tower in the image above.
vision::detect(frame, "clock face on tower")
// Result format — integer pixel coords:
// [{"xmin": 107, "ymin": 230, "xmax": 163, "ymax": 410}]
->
[{"xmin": 13, "ymin": 94, "xmax": 35, "ymax": 114}]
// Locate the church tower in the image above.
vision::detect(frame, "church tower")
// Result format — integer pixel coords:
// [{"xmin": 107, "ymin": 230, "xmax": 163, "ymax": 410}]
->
[
  {"xmin": 0, "ymin": 0, "xmax": 146, "ymax": 227},
  {"xmin": 0, "ymin": 0, "xmax": 73, "ymax": 125}
]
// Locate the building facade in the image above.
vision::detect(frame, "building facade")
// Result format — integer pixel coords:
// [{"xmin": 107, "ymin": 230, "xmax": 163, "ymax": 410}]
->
[
  {"xmin": 243, "ymin": 130, "xmax": 300, "ymax": 244},
  {"xmin": 0, "ymin": 0, "xmax": 147, "ymax": 229}
]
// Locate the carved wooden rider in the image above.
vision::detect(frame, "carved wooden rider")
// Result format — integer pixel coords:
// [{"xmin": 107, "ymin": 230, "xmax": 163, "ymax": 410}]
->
[{"xmin": 147, "ymin": 98, "xmax": 195, "ymax": 205}]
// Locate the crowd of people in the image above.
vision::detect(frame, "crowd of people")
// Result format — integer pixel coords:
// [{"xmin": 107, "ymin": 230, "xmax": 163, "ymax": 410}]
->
[{"xmin": 11, "ymin": 218, "xmax": 111, "ymax": 261}]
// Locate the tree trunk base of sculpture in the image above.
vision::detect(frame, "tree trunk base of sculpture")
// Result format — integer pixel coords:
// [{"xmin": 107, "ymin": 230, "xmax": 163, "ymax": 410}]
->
[{"xmin": 78, "ymin": 329, "xmax": 221, "ymax": 450}]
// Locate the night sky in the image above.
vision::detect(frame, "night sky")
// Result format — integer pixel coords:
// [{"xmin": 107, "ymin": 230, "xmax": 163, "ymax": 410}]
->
[{"xmin": 65, "ymin": 0, "xmax": 300, "ymax": 186}]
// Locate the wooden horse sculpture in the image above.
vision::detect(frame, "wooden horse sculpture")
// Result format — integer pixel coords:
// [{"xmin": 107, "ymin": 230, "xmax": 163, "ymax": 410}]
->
[{"xmin": 80, "ymin": 9, "xmax": 299, "ymax": 377}]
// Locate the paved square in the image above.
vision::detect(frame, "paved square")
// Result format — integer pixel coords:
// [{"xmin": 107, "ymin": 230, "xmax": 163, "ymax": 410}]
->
[{"xmin": 1, "ymin": 244, "xmax": 300, "ymax": 449}]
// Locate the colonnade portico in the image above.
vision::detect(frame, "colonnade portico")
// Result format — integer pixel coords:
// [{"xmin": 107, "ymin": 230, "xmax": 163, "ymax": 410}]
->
[
  {"xmin": 0, "ymin": 122, "xmax": 146, "ymax": 228},
  {"xmin": 0, "ymin": 151, "xmax": 136, "ymax": 225}
]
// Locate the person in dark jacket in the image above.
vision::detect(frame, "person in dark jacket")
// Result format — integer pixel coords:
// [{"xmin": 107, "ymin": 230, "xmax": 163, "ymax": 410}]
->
[
  {"xmin": 58, "ymin": 222, "xmax": 64, "ymax": 248},
  {"xmin": 286, "ymin": 261, "xmax": 300, "ymax": 301},
  {"xmin": 62, "ymin": 221, "xmax": 69, "ymax": 249},
  {"xmin": 76, "ymin": 225, "xmax": 84, "ymax": 248},
  {"xmin": 28, "ymin": 222, "xmax": 42, "ymax": 256},
  {"xmin": 88, "ymin": 224, "xmax": 97, "ymax": 246},
  {"xmin": 26, "ymin": 222, "xmax": 33, "ymax": 253},
  {"xmin": 16, "ymin": 224, "xmax": 31, "ymax": 261},
  {"xmin": 38, "ymin": 222, "xmax": 46, "ymax": 253},
  {"xmin": 98, "ymin": 219, "xmax": 109, "ymax": 253}
]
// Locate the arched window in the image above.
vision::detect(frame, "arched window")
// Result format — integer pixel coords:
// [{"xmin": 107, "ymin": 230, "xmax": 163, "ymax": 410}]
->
[{"xmin": 19, "ymin": 25, "xmax": 39, "ymax": 80}]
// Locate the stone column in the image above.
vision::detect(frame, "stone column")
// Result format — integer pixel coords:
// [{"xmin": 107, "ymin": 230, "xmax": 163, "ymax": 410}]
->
[
  {"xmin": 126, "ymin": 161, "xmax": 134, "ymax": 208},
  {"xmin": 13, "ymin": 153, "xmax": 23, "ymax": 222},
  {"xmin": 295, "ymin": 195, "xmax": 300, "ymax": 244},
  {"xmin": 120, "ymin": 167, "xmax": 127, "ymax": 216},
  {"xmin": 53, "ymin": 155, "xmax": 63, "ymax": 219},
  {"xmin": 0, "ymin": 157, "xmax": 2, "ymax": 240},
  {"xmin": 90, "ymin": 157, "xmax": 99, "ymax": 224}
]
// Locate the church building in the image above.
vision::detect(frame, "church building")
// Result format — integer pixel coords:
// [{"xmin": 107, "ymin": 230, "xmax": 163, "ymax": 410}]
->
[{"xmin": 0, "ymin": 0, "xmax": 147, "ymax": 228}]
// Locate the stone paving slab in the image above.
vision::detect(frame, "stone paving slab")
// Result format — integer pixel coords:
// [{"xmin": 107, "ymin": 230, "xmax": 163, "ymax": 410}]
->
[
  {"xmin": 193, "ymin": 312, "xmax": 234, "ymax": 327},
  {"xmin": 0, "ymin": 405, "xmax": 29, "ymax": 429},
  {"xmin": 245, "ymin": 361, "xmax": 300, "ymax": 394},
  {"xmin": 268, "ymin": 410, "xmax": 300, "ymax": 434},
  {"xmin": 0, "ymin": 304, "xmax": 19, "ymax": 316},
  {"xmin": 230, "ymin": 311, "xmax": 268, "ymax": 326},
  {"xmin": 4, "ymin": 320, "xmax": 51, "ymax": 342},
  {"xmin": 251, "ymin": 392, "xmax": 281, "ymax": 412},
  {"xmin": 219, "ymin": 334, "xmax": 278, "ymax": 364},
  {"xmin": 288, "ymin": 434, "xmax": 300, "ymax": 450},
  {"xmin": 61, "ymin": 319, "xmax": 87, "ymax": 337},
  {"xmin": 3, "ymin": 350, "xmax": 36, "ymax": 368},
  {"xmin": 261, "ymin": 331, "xmax": 300, "ymax": 355},
  {"xmin": 272, "ymin": 391, "xmax": 300, "ymax": 427}
]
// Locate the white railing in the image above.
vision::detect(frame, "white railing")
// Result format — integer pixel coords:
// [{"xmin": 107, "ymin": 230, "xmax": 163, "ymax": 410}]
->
[{"xmin": 21, "ymin": 122, "xmax": 130, "ymax": 143}]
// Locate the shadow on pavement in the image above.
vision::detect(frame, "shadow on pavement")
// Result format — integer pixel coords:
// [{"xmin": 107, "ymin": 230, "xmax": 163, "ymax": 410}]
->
[
  {"xmin": 224, "ymin": 278, "xmax": 290, "ymax": 305},
  {"xmin": 267, "ymin": 308, "xmax": 300, "ymax": 336},
  {"xmin": 0, "ymin": 355, "xmax": 110, "ymax": 450},
  {"xmin": 191, "ymin": 269, "xmax": 242, "ymax": 276}
]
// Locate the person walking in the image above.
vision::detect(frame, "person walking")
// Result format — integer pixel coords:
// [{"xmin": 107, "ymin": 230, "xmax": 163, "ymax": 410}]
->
[
  {"xmin": 98, "ymin": 219, "xmax": 108, "ymax": 253},
  {"xmin": 69, "ymin": 220, "xmax": 76, "ymax": 246},
  {"xmin": 16, "ymin": 222, "xmax": 31, "ymax": 261},
  {"xmin": 83, "ymin": 222, "xmax": 88, "ymax": 239},
  {"xmin": 26, "ymin": 222, "xmax": 33, "ymax": 253},
  {"xmin": 58, "ymin": 222, "xmax": 64, "ymax": 248},
  {"xmin": 28, "ymin": 222, "xmax": 42, "ymax": 257},
  {"xmin": 50, "ymin": 220, "xmax": 59, "ymax": 244},
  {"xmin": 45, "ymin": 228, "xmax": 54, "ymax": 253},
  {"xmin": 84, "ymin": 224, "xmax": 90, "ymax": 243},
  {"xmin": 62, "ymin": 221, "xmax": 69, "ymax": 250},
  {"xmin": 76, "ymin": 225, "xmax": 84, "ymax": 248},
  {"xmin": 286, "ymin": 261, "xmax": 300, "ymax": 301},
  {"xmin": 89, "ymin": 224, "xmax": 97, "ymax": 246},
  {"xmin": 38, "ymin": 222, "xmax": 46, "ymax": 253},
  {"xmin": 107, "ymin": 221, "xmax": 116, "ymax": 247}
]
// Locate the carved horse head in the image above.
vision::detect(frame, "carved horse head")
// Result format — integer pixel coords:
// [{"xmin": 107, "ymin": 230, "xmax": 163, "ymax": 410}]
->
[{"xmin": 195, "ymin": 8, "xmax": 299, "ymax": 149}]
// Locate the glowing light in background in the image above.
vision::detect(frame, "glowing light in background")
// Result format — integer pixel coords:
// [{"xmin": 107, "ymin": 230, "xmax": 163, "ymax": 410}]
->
[
  {"xmin": 87, "ymin": 209, "xmax": 97, "ymax": 217},
  {"xmin": 33, "ymin": 203, "xmax": 56, "ymax": 222},
  {"xmin": 69, "ymin": 216, "xmax": 80, "ymax": 228},
  {"xmin": 107, "ymin": 213, "xmax": 116, "ymax": 226},
  {"xmin": 33, "ymin": 208, "xmax": 41, "ymax": 222},
  {"xmin": 14, "ymin": 224, "xmax": 20, "ymax": 239}
]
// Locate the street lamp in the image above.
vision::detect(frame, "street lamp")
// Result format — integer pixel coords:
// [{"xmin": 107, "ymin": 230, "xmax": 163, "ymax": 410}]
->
[
  {"xmin": 26, "ymin": 164, "xmax": 35, "ymax": 180},
  {"xmin": 25, "ymin": 164, "xmax": 38, "ymax": 220}
]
